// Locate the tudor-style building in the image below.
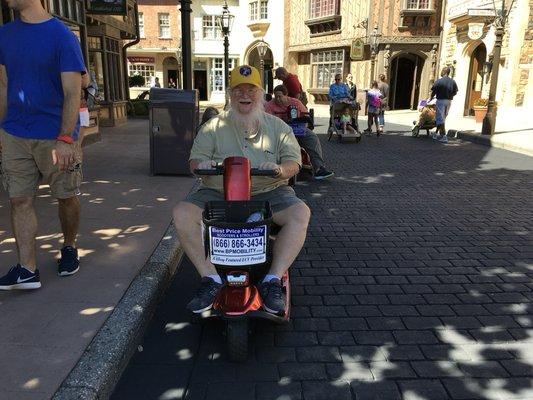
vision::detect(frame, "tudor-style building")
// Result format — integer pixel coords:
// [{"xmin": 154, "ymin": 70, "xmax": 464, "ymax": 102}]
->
[
  {"xmin": 284, "ymin": 0, "xmax": 443, "ymax": 109},
  {"xmin": 438, "ymin": 0, "xmax": 532, "ymax": 119}
]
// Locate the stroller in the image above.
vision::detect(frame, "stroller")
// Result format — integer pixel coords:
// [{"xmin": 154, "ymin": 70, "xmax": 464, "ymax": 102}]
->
[
  {"xmin": 327, "ymin": 100, "xmax": 361, "ymax": 143},
  {"xmin": 412, "ymin": 98, "xmax": 437, "ymax": 137}
]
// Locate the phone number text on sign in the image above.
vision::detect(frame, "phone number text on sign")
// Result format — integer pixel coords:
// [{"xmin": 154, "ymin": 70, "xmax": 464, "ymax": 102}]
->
[{"xmin": 209, "ymin": 226, "xmax": 267, "ymax": 266}]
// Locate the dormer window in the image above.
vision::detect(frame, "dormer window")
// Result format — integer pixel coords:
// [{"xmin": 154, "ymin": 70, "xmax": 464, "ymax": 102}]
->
[
  {"xmin": 305, "ymin": 0, "xmax": 341, "ymax": 36},
  {"xmin": 400, "ymin": 0, "xmax": 435, "ymax": 28}
]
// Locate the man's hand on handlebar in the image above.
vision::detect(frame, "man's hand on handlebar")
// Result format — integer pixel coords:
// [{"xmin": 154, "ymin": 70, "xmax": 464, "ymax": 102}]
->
[
  {"xmin": 259, "ymin": 162, "xmax": 282, "ymax": 177},
  {"xmin": 198, "ymin": 160, "xmax": 217, "ymax": 170}
]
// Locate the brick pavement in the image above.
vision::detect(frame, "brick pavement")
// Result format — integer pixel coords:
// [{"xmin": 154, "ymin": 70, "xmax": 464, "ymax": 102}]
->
[{"xmin": 113, "ymin": 122, "xmax": 533, "ymax": 400}]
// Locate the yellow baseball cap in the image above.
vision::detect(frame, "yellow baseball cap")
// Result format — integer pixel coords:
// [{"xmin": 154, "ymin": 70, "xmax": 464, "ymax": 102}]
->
[{"xmin": 229, "ymin": 65, "xmax": 262, "ymax": 89}]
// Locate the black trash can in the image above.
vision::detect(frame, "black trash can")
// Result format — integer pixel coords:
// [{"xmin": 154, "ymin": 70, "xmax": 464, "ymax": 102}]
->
[{"xmin": 149, "ymin": 88, "xmax": 199, "ymax": 175}]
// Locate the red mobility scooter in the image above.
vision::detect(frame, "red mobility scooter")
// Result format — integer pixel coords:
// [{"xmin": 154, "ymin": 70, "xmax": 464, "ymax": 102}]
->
[{"xmin": 193, "ymin": 156, "xmax": 291, "ymax": 361}]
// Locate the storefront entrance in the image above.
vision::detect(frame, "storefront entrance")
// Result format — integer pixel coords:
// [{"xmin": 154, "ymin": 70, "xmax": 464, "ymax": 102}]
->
[
  {"xmin": 390, "ymin": 53, "xmax": 425, "ymax": 110},
  {"xmin": 464, "ymin": 43, "xmax": 487, "ymax": 116},
  {"xmin": 163, "ymin": 57, "xmax": 179, "ymax": 89},
  {"xmin": 194, "ymin": 70, "xmax": 208, "ymax": 100}
]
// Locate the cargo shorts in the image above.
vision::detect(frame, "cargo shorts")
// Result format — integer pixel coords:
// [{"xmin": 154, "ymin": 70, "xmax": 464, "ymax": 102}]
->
[
  {"xmin": 0, "ymin": 129, "xmax": 83, "ymax": 199},
  {"xmin": 184, "ymin": 185, "xmax": 303, "ymax": 214}
]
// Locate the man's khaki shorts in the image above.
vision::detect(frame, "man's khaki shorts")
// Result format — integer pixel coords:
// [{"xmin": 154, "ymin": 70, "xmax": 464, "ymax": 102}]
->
[
  {"xmin": 0, "ymin": 129, "xmax": 83, "ymax": 199},
  {"xmin": 185, "ymin": 185, "xmax": 303, "ymax": 214}
]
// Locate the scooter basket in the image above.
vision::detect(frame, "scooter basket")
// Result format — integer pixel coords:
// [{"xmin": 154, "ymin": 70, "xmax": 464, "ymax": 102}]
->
[
  {"xmin": 289, "ymin": 122, "xmax": 307, "ymax": 137},
  {"xmin": 202, "ymin": 201, "xmax": 273, "ymax": 280}
]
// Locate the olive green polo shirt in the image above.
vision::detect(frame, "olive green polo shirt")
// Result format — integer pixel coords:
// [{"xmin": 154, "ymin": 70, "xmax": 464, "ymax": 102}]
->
[{"xmin": 189, "ymin": 111, "xmax": 301, "ymax": 195}]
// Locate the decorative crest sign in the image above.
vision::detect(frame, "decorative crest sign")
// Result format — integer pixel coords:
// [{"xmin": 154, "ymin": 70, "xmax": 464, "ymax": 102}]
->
[
  {"xmin": 468, "ymin": 22, "xmax": 485, "ymax": 40},
  {"xmin": 350, "ymin": 38, "xmax": 365, "ymax": 61}
]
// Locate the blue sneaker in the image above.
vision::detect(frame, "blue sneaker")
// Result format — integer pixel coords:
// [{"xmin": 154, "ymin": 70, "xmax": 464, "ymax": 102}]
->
[
  {"xmin": 0, "ymin": 265, "xmax": 41, "ymax": 290},
  {"xmin": 58, "ymin": 246, "xmax": 80, "ymax": 276}
]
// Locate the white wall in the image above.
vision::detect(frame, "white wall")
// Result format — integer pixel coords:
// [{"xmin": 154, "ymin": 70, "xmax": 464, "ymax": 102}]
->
[{"xmin": 190, "ymin": 0, "xmax": 285, "ymax": 101}]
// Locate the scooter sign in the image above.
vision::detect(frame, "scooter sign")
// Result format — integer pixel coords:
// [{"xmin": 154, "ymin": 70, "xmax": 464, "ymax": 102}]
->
[{"xmin": 209, "ymin": 226, "xmax": 267, "ymax": 266}]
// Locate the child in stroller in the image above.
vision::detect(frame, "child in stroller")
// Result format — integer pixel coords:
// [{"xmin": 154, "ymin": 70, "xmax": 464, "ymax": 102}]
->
[
  {"xmin": 340, "ymin": 104, "xmax": 361, "ymax": 142},
  {"xmin": 328, "ymin": 100, "xmax": 361, "ymax": 143},
  {"xmin": 412, "ymin": 98, "xmax": 437, "ymax": 137}
]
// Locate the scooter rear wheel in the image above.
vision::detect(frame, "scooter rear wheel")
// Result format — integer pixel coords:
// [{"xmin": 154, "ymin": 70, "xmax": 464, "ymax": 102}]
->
[{"xmin": 226, "ymin": 319, "xmax": 249, "ymax": 362}]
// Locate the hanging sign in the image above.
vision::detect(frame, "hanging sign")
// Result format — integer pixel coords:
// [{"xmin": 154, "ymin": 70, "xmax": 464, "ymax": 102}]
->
[
  {"xmin": 350, "ymin": 38, "xmax": 365, "ymax": 61},
  {"xmin": 128, "ymin": 56, "xmax": 155, "ymax": 64},
  {"xmin": 468, "ymin": 22, "xmax": 485, "ymax": 40},
  {"xmin": 87, "ymin": 0, "xmax": 127, "ymax": 15}
]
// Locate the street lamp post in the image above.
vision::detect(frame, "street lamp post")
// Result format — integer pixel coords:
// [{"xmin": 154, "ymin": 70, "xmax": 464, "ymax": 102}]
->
[
  {"xmin": 256, "ymin": 40, "xmax": 268, "ymax": 89},
  {"xmin": 216, "ymin": 1, "xmax": 235, "ymax": 94},
  {"xmin": 179, "ymin": 0, "xmax": 192, "ymax": 90},
  {"xmin": 481, "ymin": 4, "xmax": 507, "ymax": 136},
  {"xmin": 369, "ymin": 26, "xmax": 380, "ymax": 86}
]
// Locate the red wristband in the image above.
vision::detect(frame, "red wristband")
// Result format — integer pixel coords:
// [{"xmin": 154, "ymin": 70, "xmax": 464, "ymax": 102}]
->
[{"xmin": 56, "ymin": 135, "xmax": 74, "ymax": 144}]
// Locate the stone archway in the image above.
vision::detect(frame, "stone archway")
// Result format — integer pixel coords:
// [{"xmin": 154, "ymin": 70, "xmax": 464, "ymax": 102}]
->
[
  {"xmin": 389, "ymin": 52, "xmax": 426, "ymax": 110},
  {"xmin": 246, "ymin": 42, "xmax": 274, "ymax": 93}
]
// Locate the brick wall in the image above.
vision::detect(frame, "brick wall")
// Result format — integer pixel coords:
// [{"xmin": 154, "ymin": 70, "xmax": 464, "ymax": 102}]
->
[{"xmin": 135, "ymin": 0, "xmax": 181, "ymax": 50}]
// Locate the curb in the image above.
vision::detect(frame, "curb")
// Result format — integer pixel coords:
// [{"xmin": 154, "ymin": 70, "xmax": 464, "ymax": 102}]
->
[
  {"xmin": 456, "ymin": 130, "xmax": 533, "ymax": 157},
  {"xmin": 52, "ymin": 222, "xmax": 183, "ymax": 400}
]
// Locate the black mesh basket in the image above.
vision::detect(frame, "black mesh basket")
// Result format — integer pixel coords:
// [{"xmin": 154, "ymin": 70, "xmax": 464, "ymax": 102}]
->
[{"xmin": 202, "ymin": 201, "xmax": 273, "ymax": 281}]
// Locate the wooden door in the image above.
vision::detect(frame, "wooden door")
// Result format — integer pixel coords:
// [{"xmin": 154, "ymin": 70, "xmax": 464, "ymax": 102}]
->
[{"xmin": 465, "ymin": 44, "xmax": 487, "ymax": 115}]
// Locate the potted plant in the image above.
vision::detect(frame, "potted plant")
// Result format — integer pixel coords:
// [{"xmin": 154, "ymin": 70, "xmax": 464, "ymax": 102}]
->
[{"xmin": 473, "ymin": 98, "xmax": 489, "ymax": 123}]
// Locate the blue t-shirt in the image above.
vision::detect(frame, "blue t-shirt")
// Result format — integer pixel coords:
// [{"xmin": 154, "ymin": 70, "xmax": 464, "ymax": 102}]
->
[
  {"xmin": 0, "ymin": 18, "xmax": 85, "ymax": 140},
  {"xmin": 328, "ymin": 83, "xmax": 351, "ymax": 104}
]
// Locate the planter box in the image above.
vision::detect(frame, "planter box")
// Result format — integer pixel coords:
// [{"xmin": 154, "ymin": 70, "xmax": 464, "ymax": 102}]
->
[{"xmin": 473, "ymin": 106, "xmax": 487, "ymax": 123}]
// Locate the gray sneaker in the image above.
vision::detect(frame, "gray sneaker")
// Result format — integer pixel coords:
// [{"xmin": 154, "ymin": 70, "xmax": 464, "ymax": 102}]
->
[
  {"xmin": 259, "ymin": 278, "xmax": 286, "ymax": 315},
  {"xmin": 187, "ymin": 277, "xmax": 223, "ymax": 313},
  {"xmin": 438, "ymin": 135, "xmax": 449, "ymax": 143}
]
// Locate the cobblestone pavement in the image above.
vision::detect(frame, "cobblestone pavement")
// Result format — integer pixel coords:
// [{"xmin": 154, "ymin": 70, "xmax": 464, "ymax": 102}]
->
[{"xmin": 112, "ymin": 123, "xmax": 533, "ymax": 400}]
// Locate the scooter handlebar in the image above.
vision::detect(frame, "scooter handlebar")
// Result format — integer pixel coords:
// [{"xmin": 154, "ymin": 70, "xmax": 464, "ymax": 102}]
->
[
  {"xmin": 250, "ymin": 168, "xmax": 279, "ymax": 177},
  {"xmin": 194, "ymin": 168, "xmax": 223, "ymax": 175}
]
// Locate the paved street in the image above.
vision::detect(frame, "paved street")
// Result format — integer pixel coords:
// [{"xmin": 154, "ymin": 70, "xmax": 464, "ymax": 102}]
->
[{"xmin": 112, "ymin": 120, "xmax": 533, "ymax": 400}]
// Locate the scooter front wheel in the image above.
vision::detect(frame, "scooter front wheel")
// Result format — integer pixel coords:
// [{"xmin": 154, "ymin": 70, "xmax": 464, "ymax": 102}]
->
[{"xmin": 226, "ymin": 319, "xmax": 249, "ymax": 362}]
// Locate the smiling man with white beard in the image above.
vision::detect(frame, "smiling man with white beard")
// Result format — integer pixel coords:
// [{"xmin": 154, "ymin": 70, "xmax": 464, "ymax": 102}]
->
[{"xmin": 173, "ymin": 65, "xmax": 310, "ymax": 315}]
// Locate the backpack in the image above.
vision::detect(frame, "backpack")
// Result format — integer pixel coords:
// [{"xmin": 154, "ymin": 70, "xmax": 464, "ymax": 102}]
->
[{"xmin": 368, "ymin": 91, "xmax": 381, "ymax": 108}]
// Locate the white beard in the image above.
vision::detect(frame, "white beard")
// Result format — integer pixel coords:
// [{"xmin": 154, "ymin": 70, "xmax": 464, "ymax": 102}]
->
[{"xmin": 229, "ymin": 97, "xmax": 265, "ymax": 135}]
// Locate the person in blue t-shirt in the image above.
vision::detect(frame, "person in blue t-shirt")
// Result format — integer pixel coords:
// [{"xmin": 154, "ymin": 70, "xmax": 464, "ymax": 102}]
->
[
  {"xmin": 0, "ymin": 0, "xmax": 86, "ymax": 290},
  {"xmin": 328, "ymin": 74, "xmax": 352, "ymax": 104}
]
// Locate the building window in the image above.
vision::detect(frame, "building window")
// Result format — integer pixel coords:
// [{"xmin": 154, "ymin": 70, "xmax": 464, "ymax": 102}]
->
[
  {"xmin": 138, "ymin": 12, "xmax": 145, "ymax": 38},
  {"xmin": 105, "ymin": 38, "xmax": 124, "ymax": 101},
  {"xmin": 211, "ymin": 58, "xmax": 236, "ymax": 92},
  {"xmin": 158, "ymin": 13, "xmax": 170, "ymax": 38},
  {"xmin": 88, "ymin": 36, "xmax": 105, "ymax": 101},
  {"xmin": 202, "ymin": 15, "xmax": 222, "ymax": 39},
  {"xmin": 129, "ymin": 64, "xmax": 155, "ymax": 85},
  {"xmin": 309, "ymin": 0, "xmax": 337, "ymax": 19},
  {"xmin": 406, "ymin": 0, "xmax": 430, "ymax": 8},
  {"xmin": 250, "ymin": 0, "xmax": 268, "ymax": 20},
  {"xmin": 311, "ymin": 49, "xmax": 344, "ymax": 89},
  {"xmin": 249, "ymin": 2, "xmax": 258, "ymax": 20},
  {"xmin": 260, "ymin": 0, "xmax": 268, "ymax": 18},
  {"xmin": 212, "ymin": 58, "xmax": 224, "ymax": 92}
]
